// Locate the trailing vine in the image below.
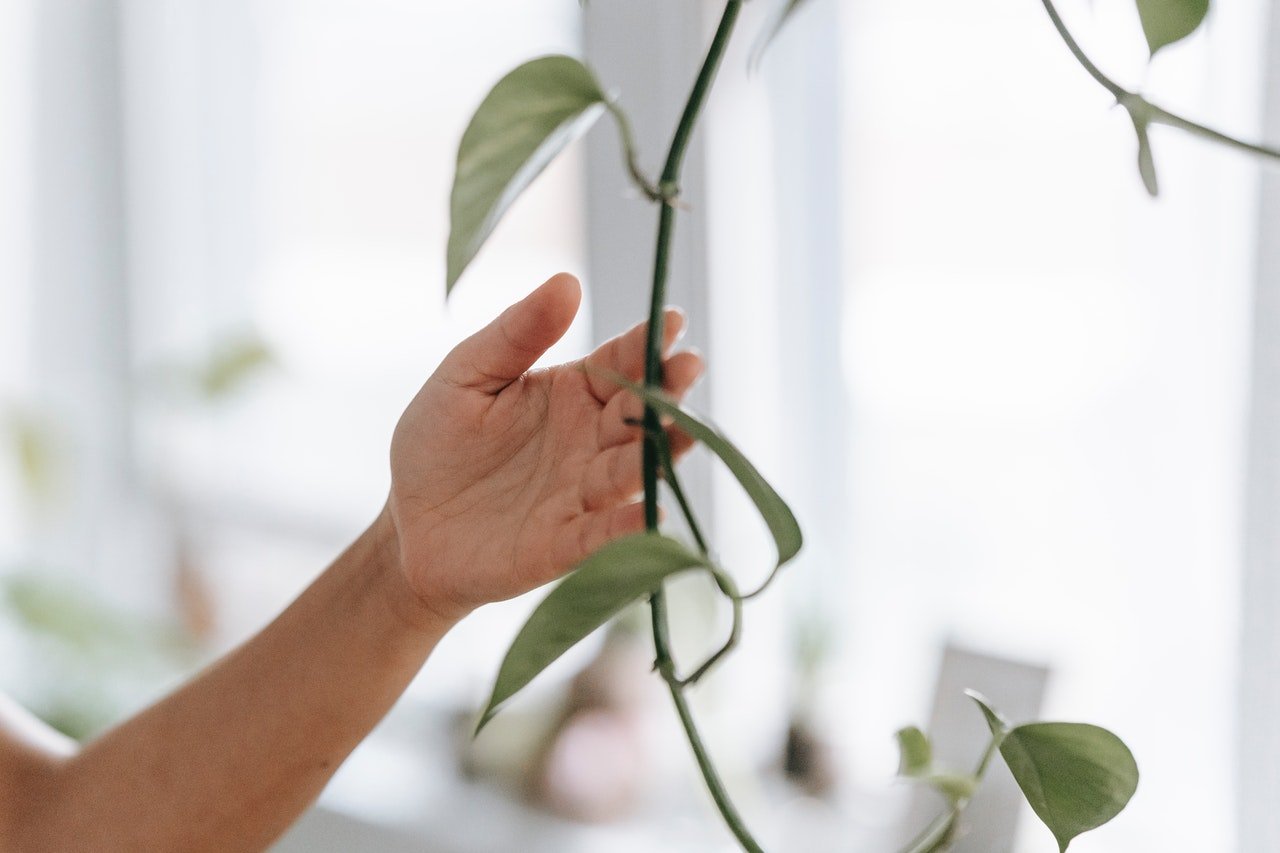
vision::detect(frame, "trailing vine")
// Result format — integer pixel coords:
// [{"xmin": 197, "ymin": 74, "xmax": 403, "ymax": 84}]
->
[{"xmin": 436, "ymin": 0, "xmax": 1280, "ymax": 846}]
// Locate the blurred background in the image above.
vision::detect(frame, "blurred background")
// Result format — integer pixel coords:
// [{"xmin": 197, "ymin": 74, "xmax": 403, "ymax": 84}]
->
[{"xmin": 2, "ymin": 0, "xmax": 1278, "ymax": 850}]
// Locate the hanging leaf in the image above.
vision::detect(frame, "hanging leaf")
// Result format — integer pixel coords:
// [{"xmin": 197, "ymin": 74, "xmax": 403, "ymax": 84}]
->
[
  {"xmin": 896, "ymin": 726, "xmax": 933, "ymax": 776},
  {"xmin": 999, "ymin": 722, "xmax": 1140, "ymax": 852},
  {"xmin": 1134, "ymin": 0, "xmax": 1210, "ymax": 57},
  {"xmin": 601, "ymin": 374, "xmax": 803, "ymax": 585},
  {"xmin": 1131, "ymin": 112, "xmax": 1160, "ymax": 197},
  {"xmin": 897, "ymin": 725, "xmax": 978, "ymax": 805},
  {"xmin": 447, "ymin": 56, "xmax": 610, "ymax": 292},
  {"xmin": 476, "ymin": 533, "xmax": 713, "ymax": 734}
]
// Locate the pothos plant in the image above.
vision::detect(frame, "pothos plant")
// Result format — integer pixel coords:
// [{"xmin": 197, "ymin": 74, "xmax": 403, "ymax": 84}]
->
[{"xmin": 443, "ymin": 0, "xmax": 1273, "ymax": 850}]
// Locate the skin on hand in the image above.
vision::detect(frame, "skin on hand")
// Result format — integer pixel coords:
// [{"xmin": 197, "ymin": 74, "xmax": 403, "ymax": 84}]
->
[
  {"xmin": 384, "ymin": 272, "xmax": 703, "ymax": 625},
  {"xmin": 0, "ymin": 273, "xmax": 701, "ymax": 853}
]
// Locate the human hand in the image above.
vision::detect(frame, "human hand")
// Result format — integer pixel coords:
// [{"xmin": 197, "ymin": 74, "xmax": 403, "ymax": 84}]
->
[{"xmin": 382, "ymin": 273, "xmax": 703, "ymax": 625}]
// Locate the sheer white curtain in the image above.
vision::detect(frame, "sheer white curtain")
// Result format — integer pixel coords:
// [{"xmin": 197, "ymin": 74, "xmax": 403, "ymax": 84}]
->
[{"xmin": 1240, "ymin": 2, "xmax": 1280, "ymax": 849}]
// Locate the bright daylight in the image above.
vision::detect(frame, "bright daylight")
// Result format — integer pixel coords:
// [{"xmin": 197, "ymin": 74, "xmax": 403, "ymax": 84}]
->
[{"xmin": 0, "ymin": 0, "xmax": 1275, "ymax": 851}]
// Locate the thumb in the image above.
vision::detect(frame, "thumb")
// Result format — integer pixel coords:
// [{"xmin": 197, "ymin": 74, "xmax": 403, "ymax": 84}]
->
[{"xmin": 437, "ymin": 273, "xmax": 582, "ymax": 393}]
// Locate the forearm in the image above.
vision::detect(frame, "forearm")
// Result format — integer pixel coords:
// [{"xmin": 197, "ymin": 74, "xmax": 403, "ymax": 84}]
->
[{"xmin": 12, "ymin": 509, "xmax": 453, "ymax": 853}]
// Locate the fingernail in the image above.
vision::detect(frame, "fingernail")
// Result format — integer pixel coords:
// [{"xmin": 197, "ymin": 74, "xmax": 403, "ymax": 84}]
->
[{"xmin": 668, "ymin": 307, "xmax": 688, "ymax": 344}]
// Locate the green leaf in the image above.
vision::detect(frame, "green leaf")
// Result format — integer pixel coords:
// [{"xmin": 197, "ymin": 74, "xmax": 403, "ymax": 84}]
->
[
  {"xmin": 999, "ymin": 722, "xmax": 1140, "ymax": 852},
  {"xmin": 1131, "ymin": 113, "xmax": 1160, "ymax": 197},
  {"xmin": 476, "ymin": 533, "xmax": 712, "ymax": 734},
  {"xmin": 605, "ymin": 375, "xmax": 803, "ymax": 587},
  {"xmin": 1134, "ymin": 0, "xmax": 1210, "ymax": 56},
  {"xmin": 922, "ymin": 772, "xmax": 979, "ymax": 803},
  {"xmin": 199, "ymin": 336, "xmax": 274, "ymax": 400},
  {"xmin": 447, "ymin": 56, "xmax": 609, "ymax": 292},
  {"xmin": 965, "ymin": 689, "xmax": 1012, "ymax": 738},
  {"xmin": 897, "ymin": 726, "xmax": 977, "ymax": 805},
  {"xmin": 3, "ymin": 408, "xmax": 56, "ymax": 503},
  {"xmin": 896, "ymin": 726, "xmax": 932, "ymax": 776}
]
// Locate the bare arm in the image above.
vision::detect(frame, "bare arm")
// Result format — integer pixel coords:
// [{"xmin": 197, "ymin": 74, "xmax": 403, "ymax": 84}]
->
[
  {"xmin": 0, "ymin": 273, "xmax": 701, "ymax": 852},
  {"xmin": 6, "ymin": 513, "xmax": 444, "ymax": 852}
]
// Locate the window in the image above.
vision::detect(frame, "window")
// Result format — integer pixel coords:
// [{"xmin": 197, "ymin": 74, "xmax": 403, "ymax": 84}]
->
[
  {"xmin": 715, "ymin": 0, "xmax": 1267, "ymax": 848},
  {"xmin": 123, "ymin": 0, "xmax": 593, "ymax": 679},
  {"xmin": 4, "ymin": 0, "xmax": 1275, "ymax": 849}
]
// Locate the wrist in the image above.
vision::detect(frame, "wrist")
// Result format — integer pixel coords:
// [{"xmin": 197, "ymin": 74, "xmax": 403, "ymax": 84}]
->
[{"xmin": 366, "ymin": 504, "xmax": 462, "ymax": 639}]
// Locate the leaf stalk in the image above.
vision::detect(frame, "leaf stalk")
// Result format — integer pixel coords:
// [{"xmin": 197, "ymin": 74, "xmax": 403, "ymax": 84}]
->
[
  {"xmin": 639, "ymin": 2, "xmax": 762, "ymax": 851},
  {"xmin": 1039, "ymin": 0, "xmax": 1280, "ymax": 167}
]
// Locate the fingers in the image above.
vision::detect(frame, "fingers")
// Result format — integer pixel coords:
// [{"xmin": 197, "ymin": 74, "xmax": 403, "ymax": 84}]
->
[
  {"xmin": 581, "ymin": 423, "xmax": 697, "ymax": 512},
  {"xmin": 436, "ymin": 273, "xmax": 582, "ymax": 394},
  {"xmin": 597, "ymin": 349, "xmax": 703, "ymax": 450},
  {"xmin": 558, "ymin": 501, "xmax": 650, "ymax": 570},
  {"xmin": 582, "ymin": 308, "xmax": 685, "ymax": 403}
]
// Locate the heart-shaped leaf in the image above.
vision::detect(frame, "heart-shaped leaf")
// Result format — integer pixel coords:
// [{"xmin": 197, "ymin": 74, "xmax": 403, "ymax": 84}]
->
[
  {"xmin": 448, "ymin": 56, "xmax": 609, "ymax": 292},
  {"xmin": 606, "ymin": 375, "xmax": 803, "ymax": 589},
  {"xmin": 999, "ymin": 722, "xmax": 1140, "ymax": 851},
  {"xmin": 1134, "ymin": 0, "xmax": 1210, "ymax": 57},
  {"xmin": 476, "ymin": 533, "xmax": 712, "ymax": 734}
]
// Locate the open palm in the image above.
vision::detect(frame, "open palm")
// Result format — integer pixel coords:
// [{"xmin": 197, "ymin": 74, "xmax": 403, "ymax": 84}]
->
[{"xmin": 386, "ymin": 273, "xmax": 702, "ymax": 622}]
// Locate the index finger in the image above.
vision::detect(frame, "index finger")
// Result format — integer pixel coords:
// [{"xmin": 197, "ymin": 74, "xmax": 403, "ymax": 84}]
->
[{"xmin": 581, "ymin": 308, "xmax": 685, "ymax": 404}]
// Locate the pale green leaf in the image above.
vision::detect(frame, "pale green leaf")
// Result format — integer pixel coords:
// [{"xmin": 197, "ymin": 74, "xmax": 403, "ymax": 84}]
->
[
  {"xmin": 447, "ymin": 56, "xmax": 609, "ymax": 292},
  {"xmin": 604, "ymin": 375, "xmax": 803, "ymax": 586},
  {"xmin": 1134, "ymin": 0, "xmax": 1210, "ymax": 56},
  {"xmin": 1132, "ymin": 114, "xmax": 1160, "ymax": 197},
  {"xmin": 200, "ymin": 337, "xmax": 274, "ymax": 400},
  {"xmin": 896, "ymin": 726, "xmax": 932, "ymax": 776},
  {"xmin": 922, "ymin": 772, "xmax": 979, "ymax": 804},
  {"xmin": 1000, "ymin": 722, "xmax": 1140, "ymax": 852},
  {"xmin": 476, "ymin": 533, "xmax": 712, "ymax": 734}
]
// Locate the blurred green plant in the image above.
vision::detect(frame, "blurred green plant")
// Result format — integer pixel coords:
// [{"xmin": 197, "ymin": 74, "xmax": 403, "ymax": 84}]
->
[
  {"xmin": 148, "ymin": 331, "xmax": 276, "ymax": 405},
  {"xmin": 1, "ymin": 406, "xmax": 59, "ymax": 507},
  {"xmin": 196, "ymin": 336, "xmax": 275, "ymax": 402},
  {"xmin": 1, "ymin": 571, "xmax": 197, "ymax": 740},
  {"xmin": 0, "ymin": 331, "xmax": 270, "ymax": 739}
]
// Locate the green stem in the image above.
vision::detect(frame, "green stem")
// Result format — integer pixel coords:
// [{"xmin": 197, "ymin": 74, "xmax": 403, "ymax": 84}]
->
[
  {"xmin": 1039, "ymin": 0, "xmax": 1280, "ymax": 164},
  {"xmin": 973, "ymin": 737, "xmax": 1001, "ymax": 780},
  {"xmin": 656, "ymin": 431, "xmax": 741, "ymax": 687},
  {"xmin": 657, "ymin": 434, "xmax": 709, "ymax": 555},
  {"xmin": 1037, "ymin": 0, "xmax": 1123, "ymax": 99},
  {"xmin": 641, "ymin": 2, "xmax": 760, "ymax": 852},
  {"xmin": 899, "ymin": 809, "xmax": 959, "ymax": 853},
  {"xmin": 898, "ymin": 733, "xmax": 1005, "ymax": 853},
  {"xmin": 666, "ymin": 679, "xmax": 763, "ymax": 853},
  {"xmin": 1146, "ymin": 103, "xmax": 1280, "ymax": 162}
]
